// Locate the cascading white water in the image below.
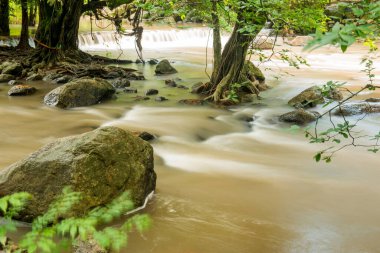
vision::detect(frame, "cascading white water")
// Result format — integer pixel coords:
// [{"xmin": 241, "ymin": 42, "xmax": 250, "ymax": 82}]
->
[{"xmin": 78, "ymin": 28, "xmax": 230, "ymax": 51}]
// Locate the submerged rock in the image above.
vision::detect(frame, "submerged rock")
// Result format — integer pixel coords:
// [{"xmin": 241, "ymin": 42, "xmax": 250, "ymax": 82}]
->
[
  {"xmin": 334, "ymin": 102, "xmax": 380, "ymax": 116},
  {"xmin": 191, "ymin": 82, "xmax": 205, "ymax": 94},
  {"xmin": 148, "ymin": 59, "xmax": 159, "ymax": 65},
  {"xmin": 179, "ymin": 99, "xmax": 206, "ymax": 106},
  {"xmin": 111, "ymin": 78, "xmax": 131, "ymax": 89},
  {"xmin": 165, "ymin": 79, "xmax": 177, "ymax": 87},
  {"xmin": 123, "ymin": 87, "xmax": 138, "ymax": 93},
  {"xmin": 8, "ymin": 85, "xmax": 36, "ymax": 96},
  {"xmin": 134, "ymin": 96, "xmax": 150, "ymax": 101},
  {"xmin": 155, "ymin": 60, "xmax": 178, "ymax": 75},
  {"xmin": 0, "ymin": 127, "xmax": 156, "ymax": 222},
  {"xmin": 138, "ymin": 131, "xmax": 156, "ymax": 141},
  {"xmin": 279, "ymin": 109, "xmax": 320, "ymax": 125},
  {"xmin": 177, "ymin": 84, "xmax": 189, "ymax": 90},
  {"xmin": 155, "ymin": 96, "xmax": 168, "ymax": 102},
  {"xmin": 44, "ymin": 78, "xmax": 115, "ymax": 109},
  {"xmin": 145, "ymin": 89, "xmax": 159, "ymax": 96}
]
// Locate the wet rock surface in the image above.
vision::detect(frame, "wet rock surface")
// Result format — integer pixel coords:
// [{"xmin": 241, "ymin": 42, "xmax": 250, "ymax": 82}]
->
[
  {"xmin": 44, "ymin": 78, "xmax": 115, "ymax": 109},
  {"xmin": 279, "ymin": 109, "xmax": 320, "ymax": 125},
  {"xmin": 8, "ymin": 85, "xmax": 37, "ymax": 96},
  {"xmin": 0, "ymin": 127, "xmax": 156, "ymax": 222}
]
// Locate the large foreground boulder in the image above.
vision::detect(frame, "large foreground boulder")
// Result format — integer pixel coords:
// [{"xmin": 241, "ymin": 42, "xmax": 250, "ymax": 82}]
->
[
  {"xmin": 44, "ymin": 78, "xmax": 115, "ymax": 109},
  {"xmin": 0, "ymin": 127, "xmax": 156, "ymax": 222},
  {"xmin": 155, "ymin": 60, "xmax": 178, "ymax": 75}
]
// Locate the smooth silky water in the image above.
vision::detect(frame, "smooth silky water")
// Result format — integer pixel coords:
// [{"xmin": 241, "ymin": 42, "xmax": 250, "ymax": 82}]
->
[{"xmin": 1, "ymin": 29, "xmax": 380, "ymax": 252}]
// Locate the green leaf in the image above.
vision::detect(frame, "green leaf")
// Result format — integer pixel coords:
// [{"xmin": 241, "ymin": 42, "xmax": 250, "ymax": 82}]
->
[
  {"xmin": 314, "ymin": 152, "xmax": 322, "ymax": 162},
  {"xmin": 0, "ymin": 198, "xmax": 8, "ymax": 213},
  {"xmin": 352, "ymin": 7, "xmax": 364, "ymax": 17}
]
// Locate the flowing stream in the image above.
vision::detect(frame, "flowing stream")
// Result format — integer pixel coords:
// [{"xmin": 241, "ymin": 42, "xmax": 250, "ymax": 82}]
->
[{"xmin": 1, "ymin": 29, "xmax": 380, "ymax": 252}]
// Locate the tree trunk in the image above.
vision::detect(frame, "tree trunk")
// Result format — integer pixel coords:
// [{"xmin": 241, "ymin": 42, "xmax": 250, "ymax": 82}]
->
[
  {"xmin": 17, "ymin": 0, "xmax": 30, "ymax": 49},
  {"xmin": 0, "ymin": 0, "xmax": 10, "ymax": 36},
  {"xmin": 29, "ymin": 0, "xmax": 38, "ymax": 26},
  {"xmin": 208, "ymin": 11, "xmax": 266, "ymax": 102},
  {"xmin": 211, "ymin": 0, "xmax": 221, "ymax": 72},
  {"xmin": 34, "ymin": 0, "xmax": 84, "ymax": 62}
]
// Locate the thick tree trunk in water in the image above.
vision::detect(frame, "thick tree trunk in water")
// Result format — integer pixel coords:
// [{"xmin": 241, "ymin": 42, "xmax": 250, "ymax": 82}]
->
[
  {"xmin": 17, "ymin": 0, "xmax": 30, "ymax": 49},
  {"xmin": 211, "ymin": 0, "xmax": 222, "ymax": 72},
  {"xmin": 209, "ymin": 23, "xmax": 254, "ymax": 101},
  {"xmin": 34, "ymin": 0, "xmax": 84, "ymax": 62},
  {"xmin": 0, "ymin": 0, "xmax": 10, "ymax": 36},
  {"xmin": 208, "ymin": 12, "xmax": 265, "ymax": 102}
]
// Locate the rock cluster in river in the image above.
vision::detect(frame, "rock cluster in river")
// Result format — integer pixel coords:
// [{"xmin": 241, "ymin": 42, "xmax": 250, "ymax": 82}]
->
[
  {"xmin": 280, "ymin": 85, "xmax": 343, "ymax": 125},
  {"xmin": 0, "ymin": 126, "xmax": 156, "ymax": 222}
]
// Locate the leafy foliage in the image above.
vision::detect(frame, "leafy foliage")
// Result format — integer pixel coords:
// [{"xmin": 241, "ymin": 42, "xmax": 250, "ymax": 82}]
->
[
  {"xmin": 303, "ymin": 55, "xmax": 380, "ymax": 162},
  {"xmin": 0, "ymin": 187, "xmax": 151, "ymax": 253},
  {"xmin": 306, "ymin": 0, "xmax": 380, "ymax": 52}
]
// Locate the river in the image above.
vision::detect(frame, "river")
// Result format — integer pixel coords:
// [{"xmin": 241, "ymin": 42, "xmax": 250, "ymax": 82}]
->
[{"xmin": 1, "ymin": 28, "xmax": 380, "ymax": 253}]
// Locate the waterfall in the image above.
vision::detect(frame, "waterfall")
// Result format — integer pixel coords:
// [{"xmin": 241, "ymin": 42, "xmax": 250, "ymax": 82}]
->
[{"xmin": 79, "ymin": 28, "xmax": 230, "ymax": 51}]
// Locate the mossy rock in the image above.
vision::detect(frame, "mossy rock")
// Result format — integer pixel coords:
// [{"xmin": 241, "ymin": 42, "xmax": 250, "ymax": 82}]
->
[
  {"xmin": 279, "ymin": 109, "xmax": 320, "ymax": 125},
  {"xmin": 44, "ymin": 78, "xmax": 115, "ymax": 109},
  {"xmin": 241, "ymin": 60, "xmax": 265, "ymax": 83},
  {"xmin": 0, "ymin": 127, "xmax": 156, "ymax": 222},
  {"xmin": 1, "ymin": 62, "xmax": 23, "ymax": 76},
  {"xmin": 288, "ymin": 86, "xmax": 324, "ymax": 108},
  {"xmin": 288, "ymin": 85, "xmax": 343, "ymax": 108},
  {"xmin": 155, "ymin": 60, "xmax": 178, "ymax": 75}
]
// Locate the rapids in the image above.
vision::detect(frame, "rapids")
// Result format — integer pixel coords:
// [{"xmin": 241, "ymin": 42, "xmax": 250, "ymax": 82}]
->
[{"xmin": 1, "ymin": 28, "xmax": 380, "ymax": 252}]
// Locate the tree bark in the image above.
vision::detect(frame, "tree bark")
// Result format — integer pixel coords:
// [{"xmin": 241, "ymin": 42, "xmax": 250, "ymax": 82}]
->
[
  {"xmin": 29, "ymin": 0, "xmax": 38, "ymax": 26},
  {"xmin": 208, "ymin": 10, "xmax": 266, "ymax": 102},
  {"xmin": 34, "ymin": 0, "xmax": 84, "ymax": 62},
  {"xmin": 211, "ymin": 0, "xmax": 222, "ymax": 72},
  {"xmin": 0, "ymin": 0, "xmax": 10, "ymax": 36},
  {"xmin": 17, "ymin": 0, "xmax": 30, "ymax": 49}
]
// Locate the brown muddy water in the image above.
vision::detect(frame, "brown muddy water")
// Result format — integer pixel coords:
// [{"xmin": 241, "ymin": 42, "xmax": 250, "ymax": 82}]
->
[{"xmin": 1, "ymin": 31, "xmax": 380, "ymax": 253}]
